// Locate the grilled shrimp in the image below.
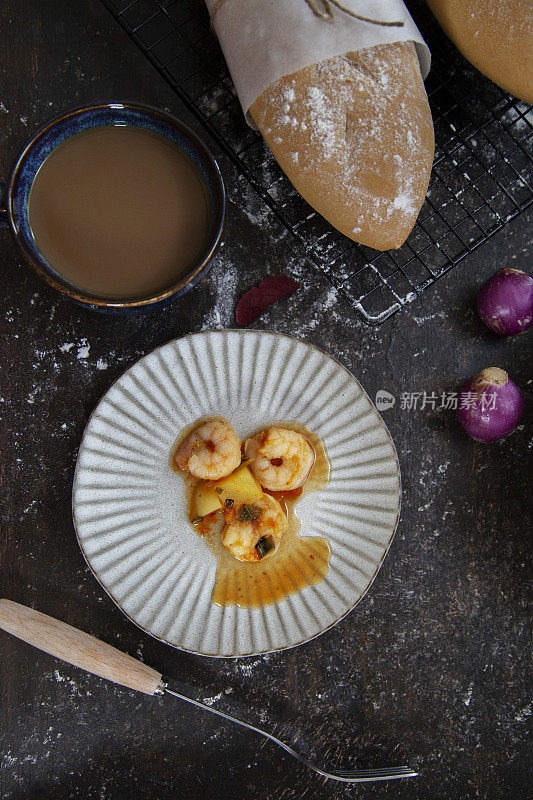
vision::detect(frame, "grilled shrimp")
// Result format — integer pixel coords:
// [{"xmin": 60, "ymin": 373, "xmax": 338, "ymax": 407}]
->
[
  {"xmin": 245, "ymin": 427, "xmax": 314, "ymax": 491},
  {"xmin": 222, "ymin": 493, "xmax": 288, "ymax": 562},
  {"xmin": 174, "ymin": 420, "xmax": 241, "ymax": 480}
]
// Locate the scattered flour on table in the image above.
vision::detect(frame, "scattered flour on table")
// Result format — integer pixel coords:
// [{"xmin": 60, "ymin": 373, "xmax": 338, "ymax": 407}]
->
[
  {"xmin": 193, "ymin": 84, "xmax": 228, "ymax": 117},
  {"xmin": 59, "ymin": 339, "xmax": 90, "ymax": 360},
  {"xmin": 9, "ymin": 338, "xmax": 113, "ymax": 417},
  {"xmin": 234, "ymin": 176, "xmax": 272, "ymax": 228},
  {"xmin": 22, "ymin": 499, "xmax": 38, "ymax": 515},
  {"xmin": 52, "ymin": 669, "xmax": 92, "ymax": 698},
  {"xmin": 59, "ymin": 342, "xmax": 74, "ymax": 353},
  {"xmin": 283, "ymin": 284, "xmax": 355, "ymax": 338},
  {"xmin": 201, "ymin": 258, "xmax": 240, "ymax": 330},
  {"xmin": 463, "ymin": 682, "xmax": 474, "ymax": 706},
  {"xmin": 515, "ymin": 703, "xmax": 531, "ymax": 722},
  {"xmin": 201, "ymin": 692, "xmax": 224, "ymax": 706},
  {"xmin": 502, "ymin": 107, "xmax": 533, "ymax": 133},
  {"xmin": 77, "ymin": 339, "xmax": 90, "ymax": 360},
  {"xmin": 412, "ymin": 310, "xmax": 448, "ymax": 325},
  {"xmin": 58, "ymin": 338, "xmax": 101, "ymax": 367},
  {"xmin": 416, "ymin": 450, "xmax": 449, "ymax": 513},
  {"xmin": 237, "ymin": 654, "xmax": 273, "ymax": 676}
]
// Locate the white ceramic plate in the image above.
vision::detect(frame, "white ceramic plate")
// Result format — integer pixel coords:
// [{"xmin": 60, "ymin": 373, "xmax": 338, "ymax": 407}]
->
[{"xmin": 72, "ymin": 331, "xmax": 401, "ymax": 657}]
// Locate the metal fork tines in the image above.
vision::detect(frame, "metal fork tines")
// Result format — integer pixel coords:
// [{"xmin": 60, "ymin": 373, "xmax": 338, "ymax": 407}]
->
[
  {"xmin": 163, "ymin": 685, "xmax": 418, "ymax": 784},
  {"xmin": 335, "ymin": 768, "xmax": 418, "ymax": 781}
]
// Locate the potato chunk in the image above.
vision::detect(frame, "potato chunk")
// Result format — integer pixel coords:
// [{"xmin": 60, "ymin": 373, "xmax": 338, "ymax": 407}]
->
[
  {"xmin": 213, "ymin": 464, "xmax": 263, "ymax": 506},
  {"xmin": 192, "ymin": 484, "xmax": 222, "ymax": 519}
]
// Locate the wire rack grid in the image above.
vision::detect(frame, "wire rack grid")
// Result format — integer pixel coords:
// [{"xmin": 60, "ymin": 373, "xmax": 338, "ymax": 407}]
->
[{"xmin": 101, "ymin": 0, "xmax": 533, "ymax": 325}]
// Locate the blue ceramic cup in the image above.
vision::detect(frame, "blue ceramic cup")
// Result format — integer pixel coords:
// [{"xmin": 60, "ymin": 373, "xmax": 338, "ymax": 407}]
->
[{"xmin": 0, "ymin": 103, "xmax": 225, "ymax": 310}]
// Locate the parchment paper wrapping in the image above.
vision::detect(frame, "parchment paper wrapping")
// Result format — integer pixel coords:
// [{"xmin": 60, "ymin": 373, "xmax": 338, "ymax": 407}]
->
[{"xmin": 205, "ymin": 0, "xmax": 431, "ymax": 124}]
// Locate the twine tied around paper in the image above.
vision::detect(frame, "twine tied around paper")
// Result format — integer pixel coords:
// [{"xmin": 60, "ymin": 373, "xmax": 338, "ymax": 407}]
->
[{"xmin": 210, "ymin": 0, "xmax": 404, "ymax": 28}]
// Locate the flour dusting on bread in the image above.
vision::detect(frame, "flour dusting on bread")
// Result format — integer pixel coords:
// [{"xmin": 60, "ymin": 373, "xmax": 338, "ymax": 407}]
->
[{"xmin": 250, "ymin": 41, "xmax": 434, "ymax": 250}]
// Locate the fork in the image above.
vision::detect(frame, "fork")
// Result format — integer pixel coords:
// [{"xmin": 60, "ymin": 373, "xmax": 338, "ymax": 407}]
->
[
  {"xmin": 163, "ymin": 684, "xmax": 417, "ymax": 783},
  {"xmin": 0, "ymin": 599, "xmax": 418, "ymax": 784}
]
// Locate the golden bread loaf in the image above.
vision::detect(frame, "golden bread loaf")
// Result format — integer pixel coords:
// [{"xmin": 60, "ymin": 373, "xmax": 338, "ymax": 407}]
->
[
  {"xmin": 250, "ymin": 41, "xmax": 435, "ymax": 251},
  {"xmin": 426, "ymin": 0, "xmax": 533, "ymax": 103}
]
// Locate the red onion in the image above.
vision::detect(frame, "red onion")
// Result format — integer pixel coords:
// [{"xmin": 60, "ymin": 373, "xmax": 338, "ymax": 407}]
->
[
  {"xmin": 477, "ymin": 268, "xmax": 533, "ymax": 335},
  {"xmin": 457, "ymin": 367, "xmax": 524, "ymax": 442}
]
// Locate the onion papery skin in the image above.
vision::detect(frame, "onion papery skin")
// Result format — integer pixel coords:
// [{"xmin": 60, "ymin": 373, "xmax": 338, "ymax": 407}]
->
[{"xmin": 457, "ymin": 367, "xmax": 524, "ymax": 442}]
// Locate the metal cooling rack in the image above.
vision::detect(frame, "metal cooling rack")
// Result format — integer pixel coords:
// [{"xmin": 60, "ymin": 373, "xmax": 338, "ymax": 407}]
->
[{"xmin": 101, "ymin": 0, "xmax": 533, "ymax": 325}]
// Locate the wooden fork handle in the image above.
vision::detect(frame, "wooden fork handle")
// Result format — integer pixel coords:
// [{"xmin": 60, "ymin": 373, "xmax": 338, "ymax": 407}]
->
[{"xmin": 0, "ymin": 599, "xmax": 163, "ymax": 695}]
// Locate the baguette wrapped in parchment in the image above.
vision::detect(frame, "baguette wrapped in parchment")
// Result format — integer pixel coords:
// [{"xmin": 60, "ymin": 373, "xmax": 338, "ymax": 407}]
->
[{"xmin": 207, "ymin": 0, "xmax": 435, "ymax": 251}]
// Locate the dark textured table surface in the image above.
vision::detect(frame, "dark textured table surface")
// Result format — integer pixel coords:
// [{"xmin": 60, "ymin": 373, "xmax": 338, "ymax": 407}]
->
[{"xmin": 1, "ymin": 2, "xmax": 531, "ymax": 798}]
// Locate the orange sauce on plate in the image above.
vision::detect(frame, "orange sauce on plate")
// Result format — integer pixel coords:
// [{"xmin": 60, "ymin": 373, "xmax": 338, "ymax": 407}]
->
[{"xmin": 171, "ymin": 421, "xmax": 331, "ymax": 608}]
